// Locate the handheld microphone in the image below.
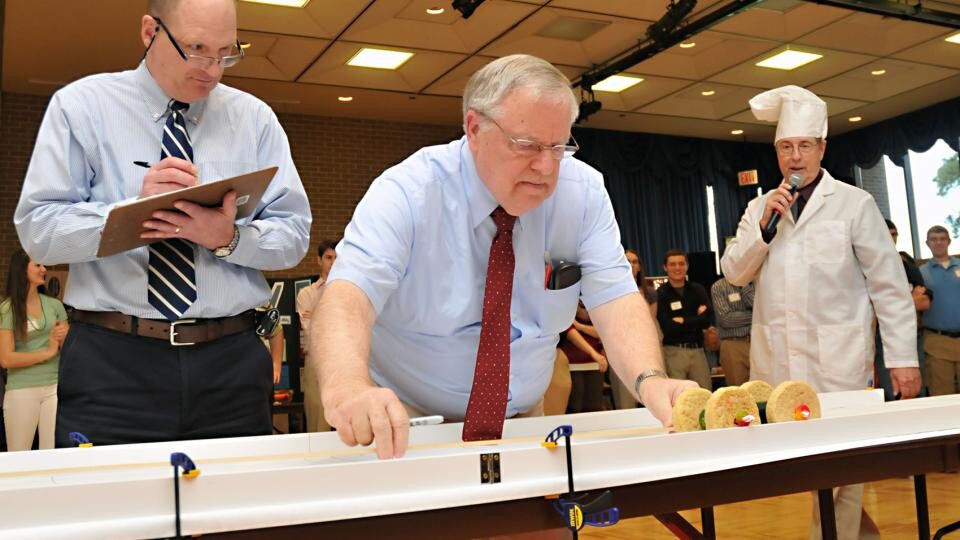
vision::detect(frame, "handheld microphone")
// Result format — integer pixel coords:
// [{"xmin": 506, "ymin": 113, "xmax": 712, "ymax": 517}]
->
[{"xmin": 763, "ymin": 173, "xmax": 803, "ymax": 235}]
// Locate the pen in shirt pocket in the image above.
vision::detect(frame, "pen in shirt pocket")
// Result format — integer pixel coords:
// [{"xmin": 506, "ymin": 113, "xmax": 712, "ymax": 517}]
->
[{"xmin": 543, "ymin": 250, "xmax": 553, "ymax": 290}]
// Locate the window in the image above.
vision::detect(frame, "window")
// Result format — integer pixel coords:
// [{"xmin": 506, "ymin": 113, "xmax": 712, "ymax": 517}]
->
[
  {"xmin": 706, "ymin": 185, "xmax": 720, "ymax": 274},
  {"xmin": 907, "ymin": 140, "xmax": 958, "ymax": 259}
]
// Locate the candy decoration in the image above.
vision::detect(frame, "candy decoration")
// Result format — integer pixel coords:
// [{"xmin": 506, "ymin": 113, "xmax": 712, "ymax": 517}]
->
[
  {"xmin": 794, "ymin": 404, "xmax": 811, "ymax": 420},
  {"xmin": 733, "ymin": 410, "xmax": 755, "ymax": 427}
]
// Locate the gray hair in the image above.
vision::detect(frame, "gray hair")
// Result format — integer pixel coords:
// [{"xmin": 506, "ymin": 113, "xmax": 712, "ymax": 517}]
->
[{"xmin": 462, "ymin": 54, "xmax": 578, "ymax": 125}]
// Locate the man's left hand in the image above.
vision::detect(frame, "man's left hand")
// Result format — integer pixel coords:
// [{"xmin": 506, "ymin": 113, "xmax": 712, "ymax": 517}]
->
[
  {"xmin": 141, "ymin": 191, "xmax": 238, "ymax": 249},
  {"xmin": 889, "ymin": 367, "xmax": 922, "ymax": 399},
  {"xmin": 638, "ymin": 376, "xmax": 699, "ymax": 427}
]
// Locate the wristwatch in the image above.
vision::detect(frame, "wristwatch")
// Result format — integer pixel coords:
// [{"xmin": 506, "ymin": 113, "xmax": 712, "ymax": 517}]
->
[
  {"xmin": 634, "ymin": 368, "xmax": 669, "ymax": 404},
  {"xmin": 213, "ymin": 225, "xmax": 240, "ymax": 258}
]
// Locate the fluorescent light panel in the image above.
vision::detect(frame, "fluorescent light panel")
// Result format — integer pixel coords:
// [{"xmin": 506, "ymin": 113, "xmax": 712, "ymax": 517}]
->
[
  {"xmin": 946, "ymin": 32, "xmax": 960, "ymax": 44},
  {"xmin": 756, "ymin": 50, "xmax": 822, "ymax": 70},
  {"xmin": 242, "ymin": 0, "xmax": 311, "ymax": 7},
  {"xmin": 591, "ymin": 75, "xmax": 643, "ymax": 93},
  {"xmin": 347, "ymin": 48, "xmax": 414, "ymax": 70}
]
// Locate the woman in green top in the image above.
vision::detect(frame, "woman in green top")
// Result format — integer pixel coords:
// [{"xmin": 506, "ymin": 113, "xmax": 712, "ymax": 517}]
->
[{"xmin": 1, "ymin": 250, "xmax": 68, "ymax": 451}]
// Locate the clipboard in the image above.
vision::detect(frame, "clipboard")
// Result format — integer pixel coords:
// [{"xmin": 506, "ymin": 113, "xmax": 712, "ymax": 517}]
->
[{"xmin": 96, "ymin": 166, "xmax": 278, "ymax": 258}]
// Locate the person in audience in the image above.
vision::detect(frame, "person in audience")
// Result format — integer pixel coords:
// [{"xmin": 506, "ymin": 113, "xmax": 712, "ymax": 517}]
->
[
  {"xmin": 920, "ymin": 225, "xmax": 959, "ymax": 395},
  {"xmin": 0, "ymin": 250, "xmax": 69, "ymax": 451},
  {"xmin": 560, "ymin": 300, "xmax": 607, "ymax": 413},
  {"xmin": 721, "ymin": 85, "xmax": 919, "ymax": 540},
  {"xmin": 711, "ymin": 276, "xmax": 754, "ymax": 386},
  {"xmin": 311, "ymin": 54, "xmax": 695, "ymax": 459},
  {"xmin": 13, "ymin": 0, "xmax": 311, "ymax": 446},
  {"xmin": 656, "ymin": 249, "xmax": 712, "ymax": 389},
  {"xmin": 626, "ymin": 249, "xmax": 658, "ymax": 316},
  {"xmin": 874, "ymin": 219, "xmax": 930, "ymax": 399},
  {"xmin": 295, "ymin": 239, "xmax": 338, "ymax": 432}
]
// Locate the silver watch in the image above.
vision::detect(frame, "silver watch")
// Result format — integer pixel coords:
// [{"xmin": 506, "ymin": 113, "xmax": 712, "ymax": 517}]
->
[
  {"xmin": 213, "ymin": 225, "xmax": 240, "ymax": 258},
  {"xmin": 634, "ymin": 368, "xmax": 669, "ymax": 403}
]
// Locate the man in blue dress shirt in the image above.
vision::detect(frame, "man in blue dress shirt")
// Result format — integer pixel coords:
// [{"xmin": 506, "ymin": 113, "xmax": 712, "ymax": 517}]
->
[
  {"xmin": 312, "ymin": 54, "xmax": 695, "ymax": 459},
  {"xmin": 14, "ymin": 0, "xmax": 311, "ymax": 445}
]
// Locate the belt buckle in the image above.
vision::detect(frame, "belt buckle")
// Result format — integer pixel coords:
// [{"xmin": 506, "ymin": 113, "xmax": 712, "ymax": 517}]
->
[{"xmin": 170, "ymin": 319, "xmax": 197, "ymax": 346}]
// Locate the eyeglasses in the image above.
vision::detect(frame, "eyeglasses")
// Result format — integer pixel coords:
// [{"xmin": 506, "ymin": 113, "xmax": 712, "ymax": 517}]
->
[
  {"xmin": 151, "ymin": 16, "xmax": 244, "ymax": 69},
  {"xmin": 776, "ymin": 140, "xmax": 820, "ymax": 156},
  {"xmin": 480, "ymin": 113, "xmax": 579, "ymax": 160}
]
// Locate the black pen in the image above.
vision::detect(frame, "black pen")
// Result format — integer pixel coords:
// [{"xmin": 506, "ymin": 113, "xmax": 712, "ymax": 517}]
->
[{"xmin": 134, "ymin": 161, "xmax": 151, "ymax": 168}]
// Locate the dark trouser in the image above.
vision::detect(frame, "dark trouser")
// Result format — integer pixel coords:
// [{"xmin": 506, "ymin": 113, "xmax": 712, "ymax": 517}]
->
[
  {"xmin": 56, "ymin": 322, "xmax": 273, "ymax": 447},
  {"xmin": 567, "ymin": 370, "xmax": 605, "ymax": 413}
]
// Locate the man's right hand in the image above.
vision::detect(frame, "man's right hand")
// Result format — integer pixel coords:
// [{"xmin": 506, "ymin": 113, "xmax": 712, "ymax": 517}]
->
[
  {"xmin": 759, "ymin": 179, "xmax": 797, "ymax": 230},
  {"xmin": 139, "ymin": 157, "xmax": 198, "ymax": 198},
  {"xmin": 324, "ymin": 383, "xmax": 410, "ymax": 459},
  {"xmin": 638, "ymin": 376, "xmax": 699, "ymax": 428}
]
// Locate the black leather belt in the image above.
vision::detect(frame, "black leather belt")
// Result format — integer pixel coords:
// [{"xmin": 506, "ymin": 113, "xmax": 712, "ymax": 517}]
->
[
  {"xmin": 927, "ymin": 328, "xmax": 960, "ymax": 338},
  {"xmin": 665, "ymin": 342, "xmax": 703, "ymax": 349},
  {"xmin": 70, "ymin": 309, "xmax": 257, "ymax": 346},
  {"xmin": 722, "ymin": 335, "xmax": 751, "ymax": 342}
]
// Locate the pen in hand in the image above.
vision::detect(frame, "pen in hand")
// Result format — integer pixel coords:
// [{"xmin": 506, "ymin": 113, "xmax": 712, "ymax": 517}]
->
[{"xmin": 134, "ymin": 161, "xmax": 151, "ymax": 168}]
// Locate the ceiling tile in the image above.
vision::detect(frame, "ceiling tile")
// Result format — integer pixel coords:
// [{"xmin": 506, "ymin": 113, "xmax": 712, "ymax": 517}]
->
[
  {"xmin": 422, "ymin": 57, "xmax": 582, "ymax": 97},
  {"xmin": 628, "ymin": 31, "xmax": 779, "ymax": 80},
  {"xmin": 711, "ymin": 2, "xmax": 851, "ymax": 42},
  {"xmin": 893, "ymin": 30, "xmax": 960, "ymax": 69},
  {"xmin": 589, "ymin": 77, "xmax": 693, "ymax": 112},
  {"xmin": 707, "ymin": 46, "xmax": 876, "ymax": 89},
  {"xmin": 237, "ymin": 0, "xmax": 369, "ymax": 38},
  {"xmin": 547, "ymin": 0, "xmax": 727, "ymax": 21},
  {"xmin": 230, "ymin": 32, "xmax": 329, "ymax": 81},
  {"xmin": 479, "ymin": 7, "xmax": 652, "ymax": 67},
  {"xmin": 639, "ymin": 83, "xmax": 765, "ymax": 120},
  {"xmin": 796, "ymin": 12, "xmax": 949, "ymax": 56},
  {"xmin": 298, "ymin": 41, "xmax": 466, "ymax": 93},
  {"xmin": 340, "ymin": 0, "xmax": 539, "ymax": 54},
  {"xmin": 809, "ymin": 59, "xmax": 959, "ymax": 102}
]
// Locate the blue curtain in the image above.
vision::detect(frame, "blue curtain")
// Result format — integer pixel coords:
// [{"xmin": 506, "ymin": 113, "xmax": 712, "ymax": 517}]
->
[{"xmin": 572, "ymin": 127, "xmax": 779, "ymax": 273}]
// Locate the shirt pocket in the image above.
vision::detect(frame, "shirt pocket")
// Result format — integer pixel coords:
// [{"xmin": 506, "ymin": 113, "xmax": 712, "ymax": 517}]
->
[
  {"xmin": 539, "ymin": 284, "xmax": 580, "ymax": 337},
  {"xmin": 803, "ymin": 220, "xmax": 848, "ymax": 265}
]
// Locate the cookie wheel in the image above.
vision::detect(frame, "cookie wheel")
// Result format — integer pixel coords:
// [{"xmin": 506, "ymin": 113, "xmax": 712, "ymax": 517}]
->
[
  {"xmin": 741, "ymin": 380, "xmax": 774, "ymax": 423},
  {"xmin": 766, "ymin": 380, "xmax": 821, "ymax": 423},
  {"xmin": 704, "ymin": 386, "xmax": 760, "ymax": 429},
  {"xmin": 671, "ymin": 387, "xmax": 713, "ymax": 432}
]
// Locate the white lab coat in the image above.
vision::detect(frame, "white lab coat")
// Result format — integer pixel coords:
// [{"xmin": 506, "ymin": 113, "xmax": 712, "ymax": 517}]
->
[{"xmin": 721, "ymin": 170, "xmax": 918, "ymax": 392}]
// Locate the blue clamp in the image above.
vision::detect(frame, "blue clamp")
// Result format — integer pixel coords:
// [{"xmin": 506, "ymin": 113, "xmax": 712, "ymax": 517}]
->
[
  {"xmin": 68, "ymin": 432, "xmax": 93, "ymax": 448},
  {"xmin": 170, "ymin": 452, "xmax": 200, "ymax": 478}
]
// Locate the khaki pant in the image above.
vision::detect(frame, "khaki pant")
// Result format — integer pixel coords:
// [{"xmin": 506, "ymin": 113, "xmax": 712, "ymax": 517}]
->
[
  {"xmin": 543, "ymin": 349, "xmax": 572, "ymax": 416},
  {"xmin": 811, "ymin": 484, "xmax": 880, "ymax": 540},
  {"xmin": 663, "ymin": 346, "xmax": 711, "ymax": 389},
  {"xmin": 3, "ymin": 384, "xmax": 57, "ymax": 451},
  {"xmin": 924, "ymin": 330, "xmax": 960, "ymax": 395},
  {"xmin": 302, "ymin": 357, "xmax": 331, "ymax": 432},
  {"xmin": 719, "ymin": 338, "xmax": 751, "ymax": 386},
  {"xmin": 609, "ymin": 370, "xmax": 638, "ymax": 409}
]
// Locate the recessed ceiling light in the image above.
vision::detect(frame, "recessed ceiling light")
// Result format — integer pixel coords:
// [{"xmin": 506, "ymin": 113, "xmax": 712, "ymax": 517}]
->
[
  {"xmin": 701, "ymin": 90, "xmax": 716, "ymax": 96},
  {"xmin": 871, "ymin": 68, "xmax": 886, "ymax": 76},
  {"xmin": 848, "ymin": 116, "xmax": 862, "ymax": 122},
  {"xmin": 338, "ymin": 96, "xmax": 353, "ymax": 102},
  {"xmin": 241, "ymin": 0, "xmax": 311, "ymax": 7},
  {"xmin": 591, "ymin": 75, "xmax": 643, "ymax": 93},
  {"xmin": 679, "ymin": 42, "xmax": 696, "ymax": 49},
  {"xmin": 240, "ymin": 41, "xmax": 252, "ymax": 50},
  {"xmin": 347, "ymin": 48, "xmax": 414, "ymax": 70},
  {"xmin": 426, "ymin": 7, "xmax": 445, "ymax": 15},
  {"xmin": 731, "ymin": 129, "xmax": 744, "ymax": 135},
  {"xmin": 945, "ymin": 32, "xmax": 960, "ymax": 44},
  {"xmin": 756, "ymin": 50, "xmax": 822, "ymax": 70}
]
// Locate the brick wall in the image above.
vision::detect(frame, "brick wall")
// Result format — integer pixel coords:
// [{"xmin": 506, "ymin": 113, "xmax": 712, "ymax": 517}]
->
[{"xmin": 0, "ymin": 91, "xmax": 461, "ymax": 286}]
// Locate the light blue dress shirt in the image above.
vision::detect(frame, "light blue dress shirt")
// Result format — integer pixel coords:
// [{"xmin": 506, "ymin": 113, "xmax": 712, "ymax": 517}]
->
[
  {"xmin": 328, "ymin": 136, "xmax": 636, "ymax": 420},
  {"xmin": 920, "ymin": 256, "xmax": 960, "ymax": 331},
  {"xmin": 14, "ymin": 62, "xmax": 311, "ymax": 318}
]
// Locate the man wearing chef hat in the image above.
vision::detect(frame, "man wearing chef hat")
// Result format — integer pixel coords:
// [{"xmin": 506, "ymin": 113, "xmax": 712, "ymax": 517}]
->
[{"xmin": 721, "ymin": 86, "xmax": 921, "ymax": 539}]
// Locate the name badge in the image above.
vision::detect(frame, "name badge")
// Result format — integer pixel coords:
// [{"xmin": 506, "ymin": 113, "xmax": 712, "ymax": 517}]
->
[
  {"xmin": 670, "ymin": 301, "xmax": 682, "ymax": 311},
  {"xmin": 728, "ymin": 292, "xmax": 741, "ymax": 302}
]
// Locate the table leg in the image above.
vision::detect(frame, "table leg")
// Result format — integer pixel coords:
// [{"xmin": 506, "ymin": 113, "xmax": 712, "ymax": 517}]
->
[{"xmin": 817, "ymin": 488, "xmax": 837, "ymax": 540}]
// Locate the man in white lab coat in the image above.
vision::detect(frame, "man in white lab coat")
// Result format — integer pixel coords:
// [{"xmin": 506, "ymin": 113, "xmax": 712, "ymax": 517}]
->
[{"xmin": 721, "ymin": 85, "xmax": 921, "ymax": 540}]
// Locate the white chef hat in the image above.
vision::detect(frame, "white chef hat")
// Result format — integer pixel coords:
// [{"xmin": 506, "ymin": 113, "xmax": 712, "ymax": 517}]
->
[{"xmin": 749, "ymin": 85, "xmax": 828, "ymax": 142}]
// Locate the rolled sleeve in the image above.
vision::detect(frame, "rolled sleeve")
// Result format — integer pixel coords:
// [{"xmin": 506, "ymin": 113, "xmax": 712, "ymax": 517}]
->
[
  {"xmin": 327, "ymin": 176, "xmax": 414, "ymax": 314},
  {"xmin": 577, "ymin": 178, "xmax": 637, "ymax": 311}
]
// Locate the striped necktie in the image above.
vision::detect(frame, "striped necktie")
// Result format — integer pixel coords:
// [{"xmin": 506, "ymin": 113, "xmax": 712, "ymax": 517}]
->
[
  {"xmin": 147, "ymin": 100, "xmax": 197, "ymax": 321},
  {"xmin": 462, "ymin": 206, "xmax": 517, "ymax": 442}
]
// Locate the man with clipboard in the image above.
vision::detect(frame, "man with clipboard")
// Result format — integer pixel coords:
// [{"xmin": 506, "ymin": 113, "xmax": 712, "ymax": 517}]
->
[{"xmin": 14, "ymin": 0, "xmax": 311, "ymax": 446}]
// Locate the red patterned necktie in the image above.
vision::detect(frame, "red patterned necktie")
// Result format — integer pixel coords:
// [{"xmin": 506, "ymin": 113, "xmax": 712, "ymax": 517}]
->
[{"xmin": 462, "ymin": 206, "xmax": 517, "ymax": 442}]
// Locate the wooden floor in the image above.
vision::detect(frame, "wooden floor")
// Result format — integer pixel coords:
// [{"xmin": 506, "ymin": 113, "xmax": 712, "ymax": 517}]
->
[{"xmin": 582, "ymin": 472, "xmax": 960, "ymax": 539}]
